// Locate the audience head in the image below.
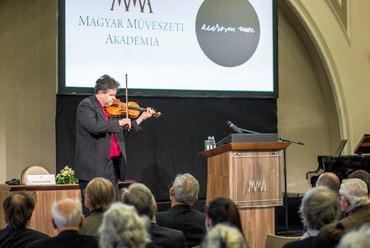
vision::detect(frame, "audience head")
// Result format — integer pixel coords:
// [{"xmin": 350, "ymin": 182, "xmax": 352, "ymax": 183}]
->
[
  {"xmin": 206, "ymin": 197, "xmax": 243, "ymax": 234},
  {"xmin": 84, "ymin": 177, "xmax": 115, "ymax": 212},
  {"xmin": 51, "ymin": 198, "xmax": 83, "ymax": 231},
  {"xmin": 313, "ymin": 223, "xmax": 345, "ymax": 248},
  {"xmin": 339, "ymin": 178, "xmax": 368, "ymax": 213},
  {"xmin": 348, "ymin": 170, "xmax": 370, "ymax": 196},
  {"xmin": 121, "ymin": 183, "xmax": 156, "ymax": 219},
  {"xmin": 316, "ymin": 172, "xmax": 341, "ymax": 193},
  {"xmin": 300, "ymin": 186, "xmax": 341, "ymax": 230},
  {"xmin": 99, "ymin": 202, "xmax": 148, "ymax": 248},
  {"xmin": 3, "ymin": 191, "xmax": 35, "ymax": 229},
  {"xmin": 94, "ymin": 74, "xmax": 120, "ymax": 94},
  {"xmin": 202, "ymin": 223, "xmax": 248, "ymax": 248},
  {"xmin": 337, "ymin": 224, "xmax": 370, "ymax": 248},
  {"xmin": 170, "ymin": 173, "xmax": 200, "ymax": 206}
]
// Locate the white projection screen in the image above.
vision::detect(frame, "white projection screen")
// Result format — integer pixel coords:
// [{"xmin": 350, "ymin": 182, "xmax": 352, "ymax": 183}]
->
[{"xmin": 58, "ymin": 0, "xmax": 278, "ymax": 98}]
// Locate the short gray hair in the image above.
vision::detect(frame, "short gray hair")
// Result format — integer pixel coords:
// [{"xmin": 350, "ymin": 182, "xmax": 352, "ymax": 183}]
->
[
  {"xmin": 99, "ymin": 202, "xmax": 149, "ymax": 248},
  {"xmin": 202, "ymin": 223, "xmax": 248, "ymax": 248},
  {"xmin": 173, "ymin": 173, "xmax": 200, "ymax": 205},
  {"xmin": 340, "ymin": 179, "xmax": 369, "ymax": 208},
  {"xmin": 121, "ymin": 183, "xmax": 156, "ymax": 219},
  {"xmin": 51, "ymin": 198, "xmax": 82, "ymax": 228},
  {"xmin": 300, "ymin": 186, "xmax": 341, "ymax": 230},
  {"xmin": 338, "ymin": 224, "xmax": 370, "ymax": 248}
]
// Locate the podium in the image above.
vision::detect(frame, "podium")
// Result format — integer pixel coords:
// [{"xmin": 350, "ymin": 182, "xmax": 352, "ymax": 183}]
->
[{"xmin": 199, "ymin": 142, "xmax": 291, "ymax": 248}]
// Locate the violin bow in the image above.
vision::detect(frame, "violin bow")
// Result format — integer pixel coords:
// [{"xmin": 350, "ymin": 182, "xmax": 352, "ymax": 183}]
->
[{"xmin": 125, "ymin": 74, "xmax": 128, "ymax": 119}]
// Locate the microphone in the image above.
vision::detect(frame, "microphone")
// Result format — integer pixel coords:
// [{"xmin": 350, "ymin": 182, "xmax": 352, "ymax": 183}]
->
[{"xmin": 226, "ymin": 120, "xmax": 243, "ymax": 134}]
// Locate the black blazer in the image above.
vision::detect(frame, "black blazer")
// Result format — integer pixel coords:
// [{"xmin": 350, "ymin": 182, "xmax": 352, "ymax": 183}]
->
[
  {"xmin": 156, "ymin": 205, "xmax": 206, "ymax": 247},
  {"xmin": 146, "ymin": 222, "xmax": 188, "ymax": 248},
  {"xmin": 25, "ymin": 230, "xmax": 98, "ymax": 248},
  {"xmin": 0, "ymin": 226, "xmax": 49, "ymax": 248},
  {"xmin": 74, "ymin": 95, "xmax": 141, "ymax": 181}
]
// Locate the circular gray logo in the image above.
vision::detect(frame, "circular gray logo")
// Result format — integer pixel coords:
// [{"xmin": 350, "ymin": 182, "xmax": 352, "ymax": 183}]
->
[{"xmin": 196, "ymin": 0, "xmax": 260, "ymax": 67}]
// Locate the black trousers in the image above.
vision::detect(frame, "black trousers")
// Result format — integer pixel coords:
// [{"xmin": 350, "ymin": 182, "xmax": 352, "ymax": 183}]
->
[{"xmin": 79, "ymin": 156, "xmax": 120, "ymax": 217}]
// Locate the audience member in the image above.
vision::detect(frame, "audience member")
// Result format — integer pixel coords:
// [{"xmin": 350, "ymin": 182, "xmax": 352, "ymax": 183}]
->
[
  {"xmin": 313, "ymin": 223, "xmax": 345, "ymax": 248},
  {"xmin": 348, "ymin": 170, "xmax": 370, "ymax": 206},
  {"xmin": 205, "ymin": 197, "xmax": 244, "ymax": 235},
  {"xmin": 201, "ymin": 223, "xmax": 248, "ymax": 248},
  {"xmin": 79, "ymin": 177, "xmax": 116, "ymax": 236},
  {"xmin": 337, "ymin": 178, "xmax": 370, "ymax": 232},
  {"xmin": 283, "ymin": 186, "xmax": 341, "ymax": 248},
  {"xmin": 26, "ymin": 198, "xmax": 98, "ymax": 248},
  {"xmin": 155, "ymin": 173, "xmax": 206, "ymax": 247},
  {"xmin": 316, "ymin": 172, "xmax": 340, "ymax": 193},
  {"xmin": 99, "ymin": 202, "xmax": 149, "ymax": 248},
  {"xmin": 316, "ymin": 172, "xmax": 346, "ymax": 220},
  {"xmin": 0, "ymin": 192, "xmax": 49, "ymax": 248},
  {"xmin": 122, "ymin": 182, "xmax": 187, "ymax": 248},
  {"xmin": 337, "ymin": 223, "xmax": 370, "ymax": 248}
]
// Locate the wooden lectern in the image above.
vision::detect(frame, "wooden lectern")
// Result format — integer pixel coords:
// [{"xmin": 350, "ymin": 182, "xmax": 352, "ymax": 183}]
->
[{"xmin": 199, "ymin": 142, "xmax": 291, "ymax": 248}]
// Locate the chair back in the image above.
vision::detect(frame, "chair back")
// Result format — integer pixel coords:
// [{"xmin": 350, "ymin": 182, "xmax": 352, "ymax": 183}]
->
[
  {"xmin": 265, "ymin": 234, "xmax": 301, "ymax": 248},
  {"xmin": 21, "ymin": 165, "xmax": 51, "ymax": 184}
]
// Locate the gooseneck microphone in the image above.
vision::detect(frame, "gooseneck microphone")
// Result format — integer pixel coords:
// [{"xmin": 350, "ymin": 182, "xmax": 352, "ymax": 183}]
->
[{"xmin": 226, "ymin": 120, "xmax": 243, "ymax": 134}]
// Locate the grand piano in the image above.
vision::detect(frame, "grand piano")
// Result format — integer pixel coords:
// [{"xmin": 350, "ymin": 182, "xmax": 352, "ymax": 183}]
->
[{"xmin": 307, "ymin": 135, "xmax": 370, "ymax": 186}]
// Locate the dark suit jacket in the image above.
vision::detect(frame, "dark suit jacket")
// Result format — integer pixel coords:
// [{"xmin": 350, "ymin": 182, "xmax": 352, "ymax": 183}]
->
[
  {"xmin": 146, "ymin": 222, "xmax": 188, "ymax": 248},
  {"xmin": 25, "ymin": 230, "xmax": 98, "ymax": 248},
  {"xmin": 282, "ymin": 237, "xmax": 314, "ymax": 248},
  {"xmin": 0, "ymin": 226, "xmax": 49, "ymax": 248},
  {"xmin": 79, "ymin": 209, "xmax": 104, "ymax": 236},
  {"xmin": 155, "ymin": 205, "xmax": 206, "ymax": 247},
  {"xmin": 74, "ymin": 95, "xmax": 141, "ymax": 181},
  {"xmin": 337, "ymin": 205, "xmax": 370, "ymax": 232}
]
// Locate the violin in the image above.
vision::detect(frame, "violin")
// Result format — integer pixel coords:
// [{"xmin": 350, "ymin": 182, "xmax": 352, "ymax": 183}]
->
[{"xmin": 106, "ymin": 99, "xmax": 161, "ymax": 118}]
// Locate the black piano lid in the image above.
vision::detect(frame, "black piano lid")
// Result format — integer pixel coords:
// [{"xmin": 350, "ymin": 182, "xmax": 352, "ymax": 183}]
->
[{"xmin": 354, "ymin": 134, "xmax": 370, "ymax": 155}]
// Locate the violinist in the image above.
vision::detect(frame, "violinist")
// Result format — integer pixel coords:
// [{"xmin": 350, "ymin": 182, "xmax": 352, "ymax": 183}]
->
[{"xmin": 74, "ymin": 74, "xmax": 155, "ymax": 216}]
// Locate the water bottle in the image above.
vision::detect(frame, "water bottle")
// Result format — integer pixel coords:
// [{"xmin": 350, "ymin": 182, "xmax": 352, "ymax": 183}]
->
[{"xmin": 208, "ymin": 136, "xmax": 216, "ymax": 149}]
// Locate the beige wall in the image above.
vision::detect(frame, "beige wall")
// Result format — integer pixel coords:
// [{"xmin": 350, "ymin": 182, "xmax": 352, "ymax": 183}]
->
[
  {"xmin": 0, "ymin": 0, "xmax": 369, "ymax": 195},
  {"xmin": 0, "ymin": 0, "xmax": 58, "ymax": 183}
]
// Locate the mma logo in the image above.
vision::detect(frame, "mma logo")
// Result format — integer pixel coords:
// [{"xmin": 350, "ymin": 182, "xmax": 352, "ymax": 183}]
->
[
  {"xmin": 110, "ymin": 0, "xmax": 153, "ymax": 13},
  {"xmin": 248, "ymin": 180, "xmax": 267, "ymax": 192}
]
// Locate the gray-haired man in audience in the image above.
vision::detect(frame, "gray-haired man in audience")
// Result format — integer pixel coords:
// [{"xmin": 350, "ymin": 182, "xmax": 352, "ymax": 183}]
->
[
  {"xmin": 26, "ymin": 198, "xmax": 98, "ymax": 248},
  {"xmin": 337, "ymin": 178, "xmax": 370, "ymax": 232},
  {"xmin": 122, "ymin": 183, "xmax": 188, "ymax": 248},
  {"xmin": 155, "ymin": 173, "xmax": 206, "ymax": 247}
]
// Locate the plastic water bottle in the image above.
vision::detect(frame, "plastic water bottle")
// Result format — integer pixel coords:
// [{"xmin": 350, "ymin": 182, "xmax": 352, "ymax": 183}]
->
[{"xmin": 209, "ymin": 136, "xmax": 216, "ymax": 149}]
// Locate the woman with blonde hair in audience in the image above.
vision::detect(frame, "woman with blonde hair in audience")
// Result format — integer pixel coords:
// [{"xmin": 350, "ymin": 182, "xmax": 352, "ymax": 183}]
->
[
  {"xmin": 202, "ymin": 223, "xmax": 248, "ymax": 248},
  {"xmin": 79, "ymin": 177, "xmax": 116, "ymax": 236},
  {"xmin": 99, "ymin": 202, "xmax": 149, "ymax": 248}
]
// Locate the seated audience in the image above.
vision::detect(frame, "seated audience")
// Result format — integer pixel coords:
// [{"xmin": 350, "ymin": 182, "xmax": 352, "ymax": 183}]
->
[
  {"xmin": 0, "ymin": 192, "xmax": 49, "ymax": 248},
  {"xmin": 155, "ymin": 173, "xmax": 206, "ymax": 247},
  {"xmin": 337, "ymin": 223, "xmax": 370, "ymax": 248},
  {"xmin": 205, "ymin": 197, "xmax": 244, "ymax": 235},
  {"xmin": 201, "ymin": 223, "xmax": 248, "ymax": 248},
  {"xmin": 26, "ymin": 198, "xmax": 98, "ymax": 248},
  {"xmin": 79, "ymin": 177, "xmax": 116, "ymax": 236},
  {"xmin": 316, "ymin": 172, "xmax": 346, "ymax": 220},
  {"xmin": 337, "ymin": 178, "xmax": 370, "ymax": 232},
  {"xmin": 316, "ymin": 172, "xmax": 340, "ymax": 193},
  {"xmin": 282, "ymin": 186, "xmax": 341, "ymax": 248},
  {"xmin": 99, "ymin": 202, "xmax": 149, "ymax": 248},
  {"xmin": 348, "ymin": 170, "xmax": 370, "ymax": 208},
  {"xmin": 122, "ymin": 182, "xmax": 187, "ymax": 248},
  {"xmin": 313, "ymin": 223, "xmax": 345, "ymax": 248}
]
